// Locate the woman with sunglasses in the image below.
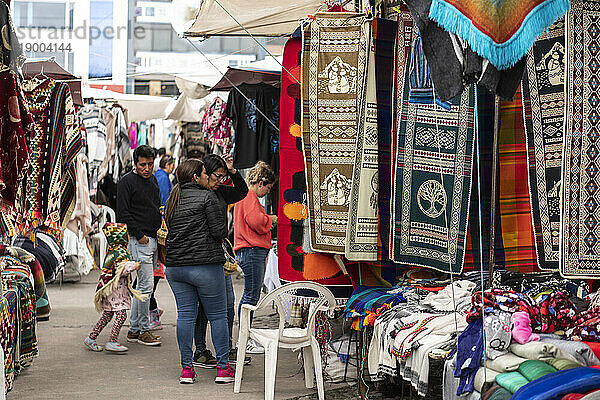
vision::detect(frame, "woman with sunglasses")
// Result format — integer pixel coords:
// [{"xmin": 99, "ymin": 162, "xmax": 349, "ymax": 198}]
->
[
  {"xmin": 192, "ymin": 154, "xmax": 250, "ymax": 370},
  {"xmin": 163, "ymin": 159, "xmax": 233, "ymax": 384}
]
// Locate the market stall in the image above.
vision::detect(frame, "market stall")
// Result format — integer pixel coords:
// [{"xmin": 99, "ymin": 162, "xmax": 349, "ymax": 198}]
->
[{"xmin": 174, "ymin": 0, "xmax": 600, "ymax": 399}]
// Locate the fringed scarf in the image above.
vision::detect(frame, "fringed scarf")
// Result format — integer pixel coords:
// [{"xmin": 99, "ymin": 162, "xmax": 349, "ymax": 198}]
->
[
  {"xmin": 428, "ymin": 0, "xmax": 570, "ymax": 70},
  {"xmin": 93, "ymin": 223, "xmax": 146, "ymax": 313}
]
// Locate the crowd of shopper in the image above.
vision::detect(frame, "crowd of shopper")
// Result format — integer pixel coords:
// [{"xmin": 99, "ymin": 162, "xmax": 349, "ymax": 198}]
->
[{"xmin": 84, "ymin": 144, "xmax": 277, "ymax": 385}]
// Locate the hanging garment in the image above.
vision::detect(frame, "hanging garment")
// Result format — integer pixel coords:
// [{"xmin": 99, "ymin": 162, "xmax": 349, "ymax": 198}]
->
[
  {"xmin": 226, "ymin": 83, "xmax": 280, "ymax": 170},
  {"xmin": 137, "ymin": 121, "xmax": 148, "ymax": 146},
  {"xmin": 391, "ymin": 34, "xmax": 476, "ymax": 274},
  {"xmin": 128, "ymin": 122, "xmax": 138, "ymax": 149},
  {"xmin": 201, "ymin": 97, "xmax": 232, "ymax": 152},
  {"xmin": 0, "ymin": 2, "xmax": 25, "ymax": 75},
  {"xmin": 182, "ymin": 121, "xmax": 207, "ymax": 158},
  {"xmin": 276, "ymin": 36, "xmax": 351, "ymax": 289},
  {"xmin": 22, "ymin": 78, "xmax": 82, "ymax": 233},
  {"xmin": 78, "ymin": 105, "xmax": 107, "ymax": 165},
  {"xmin": 522, "ymin": 18, "xmax": 565, "ymax": 271},
  {"xmin": 403, "ymin": 0, "xmax": 527, "ymax": 102},
  {"xmin": 345, "ymin": 20, "xmax": 379, "ymax": 261},
  {"xmin": 495, "ymin": 88, "xmax": 539, "ymax": 272},
  {"xmin": 454, "ymin": 318, "xmax": 484, "ymax": 395},
  {"xmin": 99, "ymin": 107, "xmax": 117, "ymax": 182},
  {"xmin": 561, "ymin": 0, "xmax": 600, "ymax": 278},
  {"xmin": 463, "ymin": 86, "xmax": 495, "ymax": 271},
  {"xmin": 53, "ymin": 82, "xmax": 82, "ymax": 228},
  {"xmin": 301, "ymin": 12, "xmax": 369, "ymax": 254},
  {"xmin": 374, "ymin": 15, "xmax": 402, "ymax": 267},
  {"xmin": 65, "ymin": 153, "xmax": 92, "ymax": 236},
  {"xmin": 0, "ymin": 71, "xmax": 34, "ymax": 213},
  {"xmin": 114, "ymin": 105, "xmax": 132, "ymax": 178},
  {"xmin": 427, "ymin": 0, "xmax": 569, "ymax": 70}
]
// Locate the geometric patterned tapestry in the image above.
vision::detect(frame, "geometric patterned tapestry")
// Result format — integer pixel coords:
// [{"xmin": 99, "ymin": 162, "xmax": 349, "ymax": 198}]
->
[
  {"xmin": 346, "ymin": 24, "xmax": 378, "ymax": 261},
  {"xmin": 561, "ymin": 0, "xmax": 600, "ymax": 278},
  {"xmin": 389, "ymin": 7, "xmax": 415, "ymax": 261},
  {"xmin": 302, "ymin": 12, "xmax": 368, "ymax": 254},
  {"xmin": 522, "ymin": 18, "xmax": 565, "ymax": 271},
  {"xmin": 391, "ymin": 35, "xmax": 476, "ymax": 274},
  {"xmin": 277, "ymin": 36, "xmax": 353, "ymax": 291}
]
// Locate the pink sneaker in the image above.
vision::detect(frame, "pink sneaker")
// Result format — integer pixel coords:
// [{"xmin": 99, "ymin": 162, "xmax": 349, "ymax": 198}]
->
[
  {"xmin": 180, "ymin": 366, "xmax": 196, "ymax": 384},
  {"xmin": 215, "ymin": 366, "xmax": 235, "ymax": 384}
]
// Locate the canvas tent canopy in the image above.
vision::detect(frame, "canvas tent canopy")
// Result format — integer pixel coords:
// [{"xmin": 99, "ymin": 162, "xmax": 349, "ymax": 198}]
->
[
  {"xmin": 23, "ymin": 58, "xmax": 84, "ymax": 106},
  {"xmin": 209, "ymin": 56, "xmax": 283, "ymax": 91},
  {"xmin": 175, "ymin": 0, "xmax": 327, "ymax": 37}
]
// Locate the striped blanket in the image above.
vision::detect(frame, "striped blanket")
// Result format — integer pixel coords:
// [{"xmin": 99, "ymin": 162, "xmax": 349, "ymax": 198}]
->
[
  {"xmin": 495, "ymin": 88, "xmax": 539, "ymax": 273},
  {"xmin": 344, "ymin": 286, "xmax": 407, "ymax": 330}
]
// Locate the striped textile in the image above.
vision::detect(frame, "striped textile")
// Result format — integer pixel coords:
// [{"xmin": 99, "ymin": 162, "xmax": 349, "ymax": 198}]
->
[
  {"xmin": 560, "ymin": 0, "xmax": 600, "ymax": 278},
  {"xmin": 0, "ymin": 290, "xmax": 17, "ymax": 392},
  {"xmin": 495, "ymin": 87, "xmax": 540, "ymax": 273},
  {"xmin": 374, "ymin": 17, "xmax": 400, "ymax": 281},
  {"xmin": 53, "ymin": 83, "xmax": 83, "ymax": 229},
  {"xmin": 345, "ymin": 22, "xmax": 379, "ymax": 261},
  {"xmin": 2, "ymin": 276, "xmax": 37, "ymax": 369},
  {"xmin": 302, "ymin": 12, "xmax": 369, "ymax": 254},
  {"xmin": 428, "ymin": 0, "xmax": 570, "ymax": 70},
  {"xmin": 463, "ymin": 87, "xmax": 495, "ymax": 271},
  {"xmin": 277, "ymin": 35, "xmax": 353, "ymax": 291},
  {"xmin": 522, "ymin": 19, "xmax": 565, "ymax": 271},
  {"xmin": 389, "ymin": 7, "xmax": 414, "ymax": 259}
]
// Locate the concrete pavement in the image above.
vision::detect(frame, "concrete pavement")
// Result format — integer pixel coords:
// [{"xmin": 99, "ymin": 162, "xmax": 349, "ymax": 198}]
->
[{"xmin": 8, "ymin": 270, "xmax": 351, "ymax": 399}]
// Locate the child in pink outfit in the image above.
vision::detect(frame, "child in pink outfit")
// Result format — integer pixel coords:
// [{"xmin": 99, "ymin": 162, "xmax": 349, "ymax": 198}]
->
[{"xmin": 85, "ymin": 223, "xmax": 146, "ymax": 353}]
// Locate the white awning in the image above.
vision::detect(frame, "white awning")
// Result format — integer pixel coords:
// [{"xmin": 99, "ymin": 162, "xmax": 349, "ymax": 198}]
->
[
  {"xmin": 182, "ymin": 0, "xmax": 323, "ymax": 37},
  {"xmin": 82, "ymin": 86, "xmax": 174, "ymax": 122}
]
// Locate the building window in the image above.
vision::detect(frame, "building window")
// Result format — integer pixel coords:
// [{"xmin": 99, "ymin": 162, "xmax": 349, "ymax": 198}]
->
[
  {"xmin": 13, "ymin": 1, "xmax": 67, "ymax": 29},
  {"xmin": 145, "ymin": 7, "xmax": 155, "ymax": 16}
]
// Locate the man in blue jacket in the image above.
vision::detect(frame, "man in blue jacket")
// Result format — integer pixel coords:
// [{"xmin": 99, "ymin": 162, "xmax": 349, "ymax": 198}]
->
[{"xmin": 155, "ymin": 155, "xmax": 174, "ymax": 206}]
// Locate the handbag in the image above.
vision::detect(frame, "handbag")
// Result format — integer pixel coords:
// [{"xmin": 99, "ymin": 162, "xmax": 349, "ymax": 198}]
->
[{"xmin": 222, "ymin": 239, "xmax": 238, "ymax": 276}]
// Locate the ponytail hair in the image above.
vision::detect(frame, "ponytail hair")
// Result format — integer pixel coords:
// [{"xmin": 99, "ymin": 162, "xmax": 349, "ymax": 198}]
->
[
  {"xmin": 164, "ymin": 159, "xmax": 204, "ymax": 227},
  {"xmin": 246, "ymin": 161, "xmax": 276, "ymax": 186}
]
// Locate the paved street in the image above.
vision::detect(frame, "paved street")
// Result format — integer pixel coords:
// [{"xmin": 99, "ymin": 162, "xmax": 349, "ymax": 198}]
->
[{"xmin": 9, "ymin": 270, "xmax": 351, "ymax": 399}]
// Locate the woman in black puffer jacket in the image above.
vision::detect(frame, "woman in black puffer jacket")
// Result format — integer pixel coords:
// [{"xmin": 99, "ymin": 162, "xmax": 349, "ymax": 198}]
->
[
  {"xmin": 193, "ymin": 154, "xmax": 250, "ymax": 369},
  {"xmin": 164, "ymin": 158, "xmax": 235, "ymax": 384}
]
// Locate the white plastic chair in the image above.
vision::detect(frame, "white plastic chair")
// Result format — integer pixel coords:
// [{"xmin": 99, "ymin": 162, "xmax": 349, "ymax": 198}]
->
[{"xmin": 234, "ymin": 281, "xmax": 336, "ymax": 400}]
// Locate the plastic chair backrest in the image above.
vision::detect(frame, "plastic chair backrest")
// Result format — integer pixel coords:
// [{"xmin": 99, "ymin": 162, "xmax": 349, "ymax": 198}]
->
[
  {"xmin": 98, "ymin": 205, "xmax": 116, "ymax": 225},
  {"xmin": 253, "ymin": 281, "xmax": 336, "ymax": 342}
]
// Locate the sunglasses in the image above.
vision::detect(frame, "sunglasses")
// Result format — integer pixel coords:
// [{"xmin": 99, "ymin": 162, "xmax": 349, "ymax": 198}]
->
[{"xmin": 211, "ymin": 172, "xmax": 228, "ymax": 182}]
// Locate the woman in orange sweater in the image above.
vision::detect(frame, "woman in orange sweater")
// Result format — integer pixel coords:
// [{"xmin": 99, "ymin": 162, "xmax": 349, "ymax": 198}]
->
[{"xmin": 233, "ymin": 161, "xmax": 277, "ymax": 354}]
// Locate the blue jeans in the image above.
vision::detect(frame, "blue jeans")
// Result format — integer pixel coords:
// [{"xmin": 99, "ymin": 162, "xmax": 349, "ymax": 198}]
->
[
  {"xmin": 195, "ymin": 275, "xmax": 234, "ymax": 352},
  {"xmin": 166, "ymin": 265, "xmax": 229, "ymax": 369},
  {"xmin": 237, "ymin": 247, "xmax": 269, "ymax": 321},
  {"xmin": 128, "ymin": 236, "xmax": 157, "ymax": 333}
]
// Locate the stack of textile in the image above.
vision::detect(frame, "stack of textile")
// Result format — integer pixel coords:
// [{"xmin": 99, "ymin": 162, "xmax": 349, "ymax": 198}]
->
[
  {"xmin": 366, "ymin": 280, "xmax": 477, "ymax": 396},
  {"xmin": 0, "ymin": 245, "xmax": 38, "ymax": 393}
]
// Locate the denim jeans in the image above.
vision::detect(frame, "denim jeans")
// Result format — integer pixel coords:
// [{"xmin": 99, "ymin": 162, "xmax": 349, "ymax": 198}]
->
[
  {"xmin": 195, "ymin": 274, "xmax": 234, "ymax": 352},
  {"xmin": 166, "ymin": 265, "xmax": 229, "ymax": 369},
  {"xmin": 128, "ymin": 236, "xmax": 157, "ymax": 333},
  {"xmin": 237, "ymin": 247, "xmax": 270, "ymax": 320}
]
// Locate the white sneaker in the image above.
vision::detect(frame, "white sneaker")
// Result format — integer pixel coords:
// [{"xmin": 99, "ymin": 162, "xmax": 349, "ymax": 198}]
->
[
  {"xmin": 246, "ymin": 339, "xmax": 265, "ymax": 354},
  {"xmin": 105, "ymin": 342, "xmax": 128, "ymax": 353}
]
